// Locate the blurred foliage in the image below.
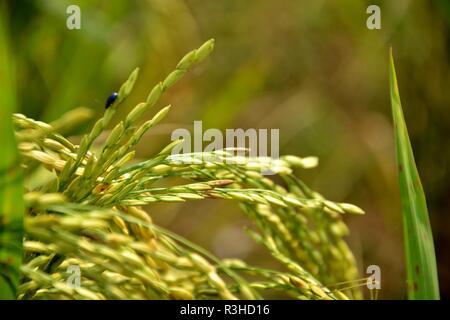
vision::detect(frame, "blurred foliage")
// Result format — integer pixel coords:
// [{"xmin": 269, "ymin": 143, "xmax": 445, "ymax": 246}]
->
[{"xmin": 3, "ymin": 0, "xmax": 450, "ymax": 299}]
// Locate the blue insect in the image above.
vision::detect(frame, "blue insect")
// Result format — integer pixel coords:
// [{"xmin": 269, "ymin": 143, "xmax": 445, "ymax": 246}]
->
[{"xmin": 105, "ymin": 92, "xmax": 118, "ymax": 109}]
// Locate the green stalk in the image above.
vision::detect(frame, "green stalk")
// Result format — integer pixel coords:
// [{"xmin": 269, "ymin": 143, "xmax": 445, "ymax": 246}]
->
[
  {"xmin": 389, "ymin": 49, "xmax": 440, "ymax": 299},
  {"xmin": 0, "ymin": 4, "xmax": 25, "ymax": 299}
]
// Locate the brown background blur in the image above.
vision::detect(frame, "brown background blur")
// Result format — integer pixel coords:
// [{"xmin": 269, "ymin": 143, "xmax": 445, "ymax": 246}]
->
[{"xmin": 6, "ymin": 0, "xmax": 450, "ymax": 299}]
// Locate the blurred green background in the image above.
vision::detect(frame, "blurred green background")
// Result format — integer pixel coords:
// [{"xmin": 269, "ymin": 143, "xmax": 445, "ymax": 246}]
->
[{"xmin": 3, "ymin": 0, "xmax": 450, "ymax": 299}]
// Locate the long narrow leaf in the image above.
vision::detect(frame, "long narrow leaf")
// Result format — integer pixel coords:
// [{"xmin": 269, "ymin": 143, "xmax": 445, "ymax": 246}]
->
[
  {"xmin": 389, "ymin": 49, "xmax": 440, "ymax": 300},
  {"xmin": 0, "ymin": 6, "xmax": 24, "ymax": 299}
]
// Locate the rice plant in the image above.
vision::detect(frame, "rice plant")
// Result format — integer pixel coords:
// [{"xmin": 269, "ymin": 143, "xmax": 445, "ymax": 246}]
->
[{"xmin": 0, "ymin": 39, "xmax": 369, "ymax": 300}]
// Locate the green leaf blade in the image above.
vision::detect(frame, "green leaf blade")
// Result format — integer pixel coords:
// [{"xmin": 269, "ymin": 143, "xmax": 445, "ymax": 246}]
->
[{"xmin": 389, "ymin": 49, "xmax": 440, "ymax": 300}]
